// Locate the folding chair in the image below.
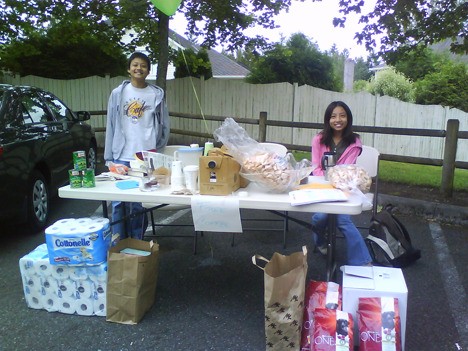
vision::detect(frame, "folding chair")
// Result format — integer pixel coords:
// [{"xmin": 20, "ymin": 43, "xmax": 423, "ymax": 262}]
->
[{"xmin": 355, "ymin": 145, "xmax": 380, "ymax": 219}]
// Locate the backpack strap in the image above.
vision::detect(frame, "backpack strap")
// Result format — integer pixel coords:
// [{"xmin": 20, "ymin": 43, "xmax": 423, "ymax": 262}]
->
[
  {"xmin": 366, "ymin": 234, "xmax": 396, "ymax": 259},
  {"xmin": 373, "ymin": 209, "xmax": 412, "ymax": 250}
]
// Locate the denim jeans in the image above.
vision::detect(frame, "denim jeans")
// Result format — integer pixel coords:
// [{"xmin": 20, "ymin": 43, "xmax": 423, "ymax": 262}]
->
[
  {"xmin": 312, "ymin": 213, "xmax": 372, "ymax": 266},
  {"xmin": 111, "ymin": 160, "xmax": 148, "ymax": 240}
]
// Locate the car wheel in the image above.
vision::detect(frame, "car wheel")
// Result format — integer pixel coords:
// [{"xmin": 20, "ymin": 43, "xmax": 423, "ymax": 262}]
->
[
  {"xmin": 87, "ymin": 143, "xmax": 97, "ymax": 171},
  {"xmin": 28, "ymin": 170, "xmax": 49, "ymax": 231}
]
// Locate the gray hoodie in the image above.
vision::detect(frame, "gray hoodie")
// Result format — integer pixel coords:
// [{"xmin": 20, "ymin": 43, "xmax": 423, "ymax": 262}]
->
[{"xmin": 104, "ymin": 80, "xmax": 170, "ymax": 162}]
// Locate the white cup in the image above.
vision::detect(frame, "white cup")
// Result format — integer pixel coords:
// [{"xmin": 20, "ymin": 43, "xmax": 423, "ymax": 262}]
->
[{"xmin": 183, "ymin": 165, "xmax": 199, "ymax": 193}]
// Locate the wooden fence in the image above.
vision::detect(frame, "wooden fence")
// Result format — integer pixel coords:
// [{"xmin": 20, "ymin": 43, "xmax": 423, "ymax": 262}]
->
[
  {"xmin": 88, "ymin": 109, "xmax": 466, "ymax": 197},
  {"xmin": 2, "ymin": 73, "xmax": 467, "ymax": 195}
]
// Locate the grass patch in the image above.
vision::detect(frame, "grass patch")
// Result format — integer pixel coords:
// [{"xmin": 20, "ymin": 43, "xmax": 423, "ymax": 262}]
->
[{"xmin": 292, "ymin": 151, "xmax": 468, "ymax": 192}]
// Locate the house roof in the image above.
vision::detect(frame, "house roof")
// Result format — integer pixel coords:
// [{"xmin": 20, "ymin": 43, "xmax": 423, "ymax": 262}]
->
[{"xmin": 169, "ymin": 30, "xmax": 250, "ymax": 79}]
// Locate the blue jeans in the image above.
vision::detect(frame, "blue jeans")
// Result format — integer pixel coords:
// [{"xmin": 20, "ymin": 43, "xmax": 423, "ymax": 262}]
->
[
  {"xmin": 111, "ymin": 160, "xmax": 148, "ymax": 240},
  {"xmin": 312, "ymin": 213, "xmax": 372, "ymax": 266}
]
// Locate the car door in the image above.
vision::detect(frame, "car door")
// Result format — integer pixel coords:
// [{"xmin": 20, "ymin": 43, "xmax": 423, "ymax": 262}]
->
[{"xmin": 20, "ymin": 89, "xmax": 74, "ymax": 190}]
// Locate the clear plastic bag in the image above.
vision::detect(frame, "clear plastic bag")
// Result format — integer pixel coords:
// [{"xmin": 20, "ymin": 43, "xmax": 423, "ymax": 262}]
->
[
  {"xmin": 214, "ymin": 118, "xmax": 313, "ymax": 193},
  {"xmin": 327, "ymin": 164, "xmax": 373, "ymax": 209},
  {"xmin": 327, "ymin": 164, "xmax": 372, "ymax": 193}
]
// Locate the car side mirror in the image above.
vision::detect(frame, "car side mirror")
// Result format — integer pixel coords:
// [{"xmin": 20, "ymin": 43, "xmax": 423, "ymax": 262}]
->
[{"xmin": 75, "ymin": 111, "xmax": 91, "ymax": 121}]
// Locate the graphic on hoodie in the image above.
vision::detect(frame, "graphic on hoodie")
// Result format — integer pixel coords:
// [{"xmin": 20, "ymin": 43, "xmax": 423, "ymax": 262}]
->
[{"xmin": 124, "ymin": 98, "xmax": 151, "ymax": 124}]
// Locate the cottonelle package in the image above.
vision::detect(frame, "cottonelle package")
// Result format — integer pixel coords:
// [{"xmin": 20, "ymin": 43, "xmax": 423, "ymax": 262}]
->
[
  {"xmin": 45, "ymin": 217, "xmax": 111, "ymax": 266},
  {"xmin": 19, "ymin": 244, "xmax": 107, "ymax": 316}
]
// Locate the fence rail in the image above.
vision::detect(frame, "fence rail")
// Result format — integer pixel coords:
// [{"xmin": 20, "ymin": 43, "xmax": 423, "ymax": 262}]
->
[{"xmin": 88, "ymin": 110, "xmax": 466, "ymax": 197}]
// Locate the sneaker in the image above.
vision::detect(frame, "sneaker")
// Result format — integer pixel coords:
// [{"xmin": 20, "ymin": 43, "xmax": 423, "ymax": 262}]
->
[{"xmin": 316, "ymin": 245, "xmax": 327, "ymax": 256}]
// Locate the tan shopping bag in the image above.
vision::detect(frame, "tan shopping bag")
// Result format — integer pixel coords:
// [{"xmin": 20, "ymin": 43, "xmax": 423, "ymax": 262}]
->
[
  {"xmin": 252, "ymin": 246, "xmax": 308, "ymax": 351},
  {"xmin": 106, "ymin": 238, "xmax": 159, "ymax": 324}
]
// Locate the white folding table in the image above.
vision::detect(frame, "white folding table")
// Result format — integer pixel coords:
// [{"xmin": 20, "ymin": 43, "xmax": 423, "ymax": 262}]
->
[{"xmin": 58, "ymin": 177, "xmax": 365, "ymax": 281}]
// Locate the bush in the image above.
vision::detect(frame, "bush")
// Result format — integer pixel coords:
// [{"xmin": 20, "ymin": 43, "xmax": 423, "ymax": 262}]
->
[
  {"xmin": 414, "ymin": 61, "xmax": 468, "ymax": 112},
  {"xmin": 367, "ymin": 68, "xmax": 415, "ymax": 102}
]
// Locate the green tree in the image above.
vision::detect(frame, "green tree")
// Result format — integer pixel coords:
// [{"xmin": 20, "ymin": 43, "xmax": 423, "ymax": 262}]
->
[
  {"xmin": 246, "ymin": 33, "xmax": 339, "ymax": 91},
  {"xmin": 327, "ymin": 45, "xmax": 346, "ymax": 92},
  {"xmin": 414, "ymin": 60, "xmax": 468, "ymax": 112},
  {"xmin": 0, "ymin": 20, "xmax": 127, "ymax": 78},
  {"xmin": 390, "ymin": 46, "xmax": 443, "ymax": 81},
  {"xmin": 174, "ymin": 48, "xmax": 213, "ymax": 79},
  {"xmin": 367, "ymin": 68, "xmax": 415, "ymax": 102},
  {"xmin": 0, "ymin": 0, "xmax": 297, "ymax": 90},
  {"xmin": 335, "ymin": 0, "xmax": 467, "ymax": 61},
  {"xmin": 354, "ymin": 57, "xmax": 373, "ymax": 81}
]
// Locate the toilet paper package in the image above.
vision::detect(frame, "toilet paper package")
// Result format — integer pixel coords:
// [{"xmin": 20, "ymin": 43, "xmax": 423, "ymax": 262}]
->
[
  {"xmin": 45, "ymin": 217, "xmax": 111, "ymax": 265},
  {"xmin": 19, "ymin": 244, "xmax": 107, "ymax": 316}
]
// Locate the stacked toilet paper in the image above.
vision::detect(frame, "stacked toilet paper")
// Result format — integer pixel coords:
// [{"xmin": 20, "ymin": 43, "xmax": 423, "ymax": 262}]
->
[
  {"xmin": 45, "ymin": 217, "xmax": 111, "ymax": 266},
  {"xmin": 19, "ymin": 244, "xmax": 107, "ymax": 316}
]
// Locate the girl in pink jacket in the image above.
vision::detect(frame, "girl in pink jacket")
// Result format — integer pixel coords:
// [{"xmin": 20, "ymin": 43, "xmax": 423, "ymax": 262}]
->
[{"xmin": 311, "ymin": 101, "xmax": 372, "ymax": 266}]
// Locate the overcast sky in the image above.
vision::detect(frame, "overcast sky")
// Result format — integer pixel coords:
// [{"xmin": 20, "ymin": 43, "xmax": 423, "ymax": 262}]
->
[{"xmin": 170, "ymin": 0, "xmax": 378, "ymax": 59}]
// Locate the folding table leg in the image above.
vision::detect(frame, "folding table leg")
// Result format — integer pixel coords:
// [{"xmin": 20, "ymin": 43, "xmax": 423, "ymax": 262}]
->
[{"xmin": 326, "ymin": 214, "xmax": 337, "ymax": 282}]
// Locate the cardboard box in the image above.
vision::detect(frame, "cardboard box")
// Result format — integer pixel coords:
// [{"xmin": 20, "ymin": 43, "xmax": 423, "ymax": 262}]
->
[
  {"xmin": 199, "ymin": 155, "xmax": 241, "ymax": 195},
  {"xmin": 341, "ymin": 265, "xmax": 408, "ymax": 350}
]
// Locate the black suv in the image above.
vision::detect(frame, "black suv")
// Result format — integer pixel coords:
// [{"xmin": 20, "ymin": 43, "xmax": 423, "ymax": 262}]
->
[{"xmin": 0, "ymin": 84, "xmax": 97, "ymax": 231}]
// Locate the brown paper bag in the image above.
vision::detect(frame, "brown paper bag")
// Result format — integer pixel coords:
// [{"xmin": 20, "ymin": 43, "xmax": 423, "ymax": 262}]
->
[
  {"xmin": 252, "ymin": 246, "xmax": 308, "ymax": 351},
  {"xmin": 106, "ymin": 238, "xmax": 159, "ymax": 324}
]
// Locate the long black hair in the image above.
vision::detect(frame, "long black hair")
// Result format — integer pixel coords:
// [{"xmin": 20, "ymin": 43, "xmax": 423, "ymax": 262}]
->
[{"xmin": 319, "ymin": 101, "xmax": 359, "ymax": 148}]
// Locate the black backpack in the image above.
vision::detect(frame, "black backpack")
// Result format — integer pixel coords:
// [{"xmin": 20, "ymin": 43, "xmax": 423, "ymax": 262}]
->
[{"xmin": 365, "ymin": 205, "xmax": 421, "ymax": 268}]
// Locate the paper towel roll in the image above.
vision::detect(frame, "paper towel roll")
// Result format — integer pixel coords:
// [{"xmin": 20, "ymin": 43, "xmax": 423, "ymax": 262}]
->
[
  {"xmin": 25, "ymin": 291, "xmax": 43, "ymax": 310},
  {"xmin": 57, "ymin": 279, "xmax": 76, "ymax": 298},
  {"xmin": 54, "ymin": 218, "xmax": 76, "ymax": 227},
  {"xmin": 88, "ymin": 263, "xmax": 107, "ymax": 282},
  {"xmin": 91, "ymin": 280, "xmax": 106, "ymax": 298},
  {"xmin": 41, "ymin": 276, "xmax": 58, "ymax": 294},
  {"xmin": 75, "ymin": 279, "xmax": 94, "ymax": 299},
  {"xmin": 34, "ymin": 259, "xmax": 53, "ymax": 276},
  {"xmin": 93, "ymin": 295, "xmax": 106, "ymax": 317},
  {"xmin": 58, "ymin": 296, "xmax": 77, "ymax": 314},
  {"xmin": 75, "ymin": 298, "xmax": 94, "ymax": 316},
  {"xmin": 41, "ymin": 292, "xmax": 59, "ymax": 312},
  {"xmin": 51, "ymin": 266, "xmax": 70, "ymax": 280},
  {"xmin": 24, "ymin": 274, "xmax": 42, "ymax": 292},
  {"xmin": 75, "ymin": 217, "xmax": 93, "ymax": 226},
  {"xmin": 69, "ymin": 266, "xmax": 89, "ymax": 280}
]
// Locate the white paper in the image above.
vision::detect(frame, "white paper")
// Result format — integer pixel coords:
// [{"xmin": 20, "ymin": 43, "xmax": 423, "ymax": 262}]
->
[
  {"xmin": 289, "ymin": 188, "xmax": 348, "ymax": 206},
  {"xmin": 191, "ymin": 196, "xmax": 243, "ymax": 233}
]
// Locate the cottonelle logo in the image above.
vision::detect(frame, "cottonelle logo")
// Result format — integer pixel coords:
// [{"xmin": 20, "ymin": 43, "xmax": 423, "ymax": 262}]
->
[{"xmin": 54, "ymin": 237, "xmax": 91, "ymax": 249}]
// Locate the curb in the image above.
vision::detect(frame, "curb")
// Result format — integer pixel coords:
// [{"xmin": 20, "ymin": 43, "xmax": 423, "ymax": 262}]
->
[{"xmin": 379, "ymin": 194, "xmax": 468, "ymax": 226}]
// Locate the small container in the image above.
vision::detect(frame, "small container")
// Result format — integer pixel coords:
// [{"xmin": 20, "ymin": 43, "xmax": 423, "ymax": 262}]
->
[
  {"xmin": 204, "ymin": 142, "xmax": 214, "ymax": 156},
  {"xmin": 69, "ymin": 169, "xmax": 82, "ymax": 188},
  {"xmin": 82, "ymin": 168, "xmax": 95, "ymax": 188},
  {"xmin": 73, "ymin": 150, "xmax": 87, "ymax": 170}
]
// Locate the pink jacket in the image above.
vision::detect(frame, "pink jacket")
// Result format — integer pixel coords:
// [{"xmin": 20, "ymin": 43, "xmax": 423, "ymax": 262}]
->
[{"xmin": 311, "ymin": 134, "xmax": 362, "ymax": 176}]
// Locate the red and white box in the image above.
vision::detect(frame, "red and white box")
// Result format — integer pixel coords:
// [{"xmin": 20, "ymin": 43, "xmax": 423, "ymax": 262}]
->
[{"xmin": 341, "ymin": 266, "xmax": 408, "ymax": 350}]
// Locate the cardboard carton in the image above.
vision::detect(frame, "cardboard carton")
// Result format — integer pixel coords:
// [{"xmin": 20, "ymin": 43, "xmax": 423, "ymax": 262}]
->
[
  {"xmin": 341, "ymin": 265, "xmax": 408, "ymax": 350},
  {"xmin": 199, "ymin": 154, "xmax": 241, "ymax": 195}
]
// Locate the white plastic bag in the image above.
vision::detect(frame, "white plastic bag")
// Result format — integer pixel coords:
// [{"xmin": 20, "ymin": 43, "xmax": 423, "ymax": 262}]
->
[{"xmin": 214, "ymin": 118, "xmax": 313, "ymax": 192}]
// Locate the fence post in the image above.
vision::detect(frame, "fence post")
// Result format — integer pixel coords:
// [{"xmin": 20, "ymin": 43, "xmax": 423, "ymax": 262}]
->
[
  {"xmin": 259, "ymin": 111, "xmax": 267, "ymax": 142},
  {"xmin": 441, "ymin": 119, "xmax": 459, "ymax": 197}
]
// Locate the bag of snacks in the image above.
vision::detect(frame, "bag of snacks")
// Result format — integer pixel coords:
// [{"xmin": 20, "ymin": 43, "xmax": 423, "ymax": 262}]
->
[
  {"xmin": 213, "ymin": 118, "xmax": 313, "ymax": 192},
  {"xmin": 327, "ymin": 164, "xmax": 373, "ymax": 209}
]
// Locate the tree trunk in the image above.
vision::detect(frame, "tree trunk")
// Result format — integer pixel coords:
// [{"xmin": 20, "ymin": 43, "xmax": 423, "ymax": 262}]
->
[{"xmin": 156, "ymin": 11, "xmax": 169, "ymax": 92}]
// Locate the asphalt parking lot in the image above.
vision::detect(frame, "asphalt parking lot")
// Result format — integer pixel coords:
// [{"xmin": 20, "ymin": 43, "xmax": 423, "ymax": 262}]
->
[{"xmin": 0, "ymin": 191, "xmax": 467, "ymax": 351}]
